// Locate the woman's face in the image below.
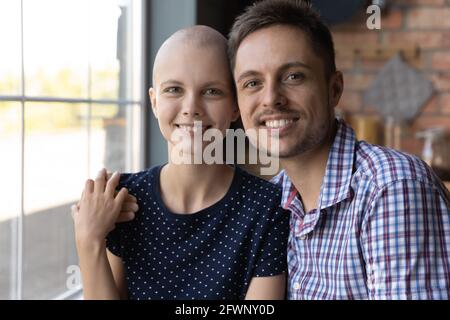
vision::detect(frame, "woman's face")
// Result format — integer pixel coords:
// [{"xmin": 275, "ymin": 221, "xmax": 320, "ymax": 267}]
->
[{"xmin": 150, "ymin": 43, "xmax": 239, "ymax": 159}]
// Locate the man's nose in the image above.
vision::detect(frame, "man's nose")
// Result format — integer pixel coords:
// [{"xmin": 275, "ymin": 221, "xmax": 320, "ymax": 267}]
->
[{"xmin": 262, "ymin": 81, "xmax": 287, "ymax": 109}]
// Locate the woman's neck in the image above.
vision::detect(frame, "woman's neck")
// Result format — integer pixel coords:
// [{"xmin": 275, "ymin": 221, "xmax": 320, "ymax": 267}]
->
[{"xmin": 159, "ymin": 163, "xmax": 234, "ymax": 214}]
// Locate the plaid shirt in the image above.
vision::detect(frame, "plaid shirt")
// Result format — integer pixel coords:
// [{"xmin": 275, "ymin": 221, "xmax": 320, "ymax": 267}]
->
[{"xmin": 271, "ymin": 119, "xmax": 450, "ymax": 299}]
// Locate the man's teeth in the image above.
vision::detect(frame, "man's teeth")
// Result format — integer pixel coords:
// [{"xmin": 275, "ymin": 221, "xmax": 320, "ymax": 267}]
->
[{"xmin": 265, "ymin": 119, "xmax": 294, "ymax": 128}]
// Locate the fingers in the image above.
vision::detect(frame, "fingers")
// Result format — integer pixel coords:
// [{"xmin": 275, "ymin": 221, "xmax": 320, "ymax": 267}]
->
[
  {"xmin": 84, "ymin": 179, "xmax": 94, "ymax": 195},
  {"xmin": 127, "ymin": 194, "xmax": 137, "ymax": 203},
  {"xmin": 116, "ymin": 211, "xmax": 135, "ymax": 223},
  {"xmin": 121, "ymin": 202, "xmax": 139, "ymax": 213},
  {"xmin": 94, "ymin": 168, "xmax": 107, "ymax": 194},
  {"xmin": 115, "ymin": 191, "xmax": 137, "ymax": 203},
  {"xmin": 105, "ymin": 171, "xmax": 121, "ymax": 198},
  {"xmin": 114, "ymin": 187, "xmax": 128, "ymax": 207}
]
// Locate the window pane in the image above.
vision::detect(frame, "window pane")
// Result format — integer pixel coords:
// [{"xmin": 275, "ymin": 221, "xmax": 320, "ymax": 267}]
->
[
  {"xmin": 0, "ymin": 102, "xmax": 22, "ymax": 299},
  {"xmin": 89, "ymin": 0, "xmax": 142, "ymax": 101},
  {"xmin": 0, "ymin": 1, "xmax": 22, "ymax": 95},
  {"xmin": 23, "ymin": 0, "xmax": 89, "ymax": 98},
  {"xmin": 89, "ymin": 103, "xmax": 142, "ymax": 175},
  {"xmin": 22, "ymin": 102, "xmax": 88, "ymax": 299},
  {"xmin": 89, "ymin": 0, "xmax": 120, "ymax": 100}
]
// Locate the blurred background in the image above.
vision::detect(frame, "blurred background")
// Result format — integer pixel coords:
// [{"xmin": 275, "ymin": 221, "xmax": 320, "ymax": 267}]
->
[{"xmin": 0, "ymin": 0, "xmax": 449, "ymax": 300}]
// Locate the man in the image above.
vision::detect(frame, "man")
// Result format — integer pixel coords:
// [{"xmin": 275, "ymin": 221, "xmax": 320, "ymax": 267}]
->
[{"xmin": 228, "ymin": 0, "xmax": 450, "ymax": 299}]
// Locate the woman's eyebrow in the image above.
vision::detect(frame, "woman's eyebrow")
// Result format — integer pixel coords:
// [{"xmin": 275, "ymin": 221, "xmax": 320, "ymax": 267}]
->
[{"xmin": 160, "ymin": 80, "xmax": 183, "ymax": 87}]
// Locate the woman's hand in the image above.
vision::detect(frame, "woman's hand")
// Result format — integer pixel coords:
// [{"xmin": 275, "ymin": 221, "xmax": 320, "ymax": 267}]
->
[{"xmin": 73, "ymin": 168, "xmax": 131, "ymax": 247}]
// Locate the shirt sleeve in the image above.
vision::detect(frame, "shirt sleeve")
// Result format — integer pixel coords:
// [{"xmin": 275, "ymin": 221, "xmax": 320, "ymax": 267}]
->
[
  {"xmin": 105, "ymin": 227, "xmax": 122, "ymax": 257},
  {"xmin": 361, "ymin": 178, "xmax": 450, "ymax": 300},
  {"xmin": 105, "ymin": 173, "xmax": 133, "ymax": 258},
  {"xmin": 253, "ymin": 205, "xmax": 290, "ymax": 277}
]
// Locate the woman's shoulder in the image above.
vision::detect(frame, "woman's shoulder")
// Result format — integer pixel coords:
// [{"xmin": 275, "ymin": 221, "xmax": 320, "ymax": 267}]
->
[
  {"xmin": 117, "ymin": 165, "xmax": 160, "ymax": 190},
  {"xmin": 233, "ymin": 166, "xmax": 283, "ymax": 209},
  {"xmin": 235, "ymin": 166, "xmax": 282, "ymax": 195}
]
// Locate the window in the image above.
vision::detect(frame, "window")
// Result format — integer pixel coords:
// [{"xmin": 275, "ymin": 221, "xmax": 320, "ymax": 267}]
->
[{"xmin": 0, "ymin": 0, "xmax": 144, "ymax": 299}]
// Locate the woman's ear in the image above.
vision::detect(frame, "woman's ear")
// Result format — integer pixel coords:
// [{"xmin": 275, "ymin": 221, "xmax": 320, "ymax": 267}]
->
[
  {"xmin": 149, "ymin": 87, "xmax": 158, "ymax": 119},
  {"xmin": 231, "ymin": 104, "xmax": 240, "ymax": 122}
]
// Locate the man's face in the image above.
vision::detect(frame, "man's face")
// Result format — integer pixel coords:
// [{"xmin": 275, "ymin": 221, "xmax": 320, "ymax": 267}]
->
[{"xmin": 234, "ymin": 24, "xmax": 342, "ymax": 158}]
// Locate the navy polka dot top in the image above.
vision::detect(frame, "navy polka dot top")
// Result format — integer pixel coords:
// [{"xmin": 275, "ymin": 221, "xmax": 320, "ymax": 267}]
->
[{"xmin": 106, "ymin": 165, "xmax": 289, "ymax": 300}]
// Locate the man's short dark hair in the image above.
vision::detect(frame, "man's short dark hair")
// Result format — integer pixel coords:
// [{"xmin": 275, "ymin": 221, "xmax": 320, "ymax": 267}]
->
[{"xmin": 228, "ymin": 0, "xmax": 336, "ymax": 79}]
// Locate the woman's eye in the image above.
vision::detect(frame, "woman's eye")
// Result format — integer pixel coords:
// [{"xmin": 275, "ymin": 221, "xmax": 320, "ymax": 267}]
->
[
  {"xmin": 204, "ymin": 88, "xmax": 222, "ymax": 96},
  {"xmin": 164, "ymin": 87, "xmax": 182, "ymax": 94}
]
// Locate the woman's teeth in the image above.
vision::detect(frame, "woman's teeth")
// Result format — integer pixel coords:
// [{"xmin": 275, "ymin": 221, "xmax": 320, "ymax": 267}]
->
[{"xmin": 177, "ymin": 125, "xmax": 208, "ymax": 132}]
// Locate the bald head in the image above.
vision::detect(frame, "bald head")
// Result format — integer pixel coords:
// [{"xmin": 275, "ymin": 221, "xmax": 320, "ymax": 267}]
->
[{"xmin": 152, "ymin": 25, "xmax": 231, "ymax": 85}]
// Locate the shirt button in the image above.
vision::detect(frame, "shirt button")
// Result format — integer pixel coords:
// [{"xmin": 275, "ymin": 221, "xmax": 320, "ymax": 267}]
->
[
  {"xmin": 299, "ymin": 234, "xmax": 308, "ymax": 240},
  {"xmin": 293, "ymin": 282, "xmax": 301, "ymax": 290}
]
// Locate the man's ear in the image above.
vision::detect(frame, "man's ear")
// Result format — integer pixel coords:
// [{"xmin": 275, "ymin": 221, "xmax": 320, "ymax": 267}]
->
[
  {"xmin": 149, "ymin": 87, "xmax": 158, "ymax": 119},
  {"xmin": 329, "ymin": 71, "xmax": 344, "ymax": 108}
]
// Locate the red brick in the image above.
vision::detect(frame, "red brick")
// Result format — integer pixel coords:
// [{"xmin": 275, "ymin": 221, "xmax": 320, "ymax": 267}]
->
[
  {"xmin": 429, "ymin": 72, "xmax": 450, "ymax": 90},
  {"xmin": 420, "ymin": 95, "xmax": 440, "ymax": 114},
  {"xmin": 382, "ymin": 31, "xmax": 450, "ymax": 49},
  {"xmin": 395, "ymin": 0, "xmax": 446, "ymax": 5},
  {"xmin": 411, "ymin": 115, "xmax": 450, "ymax": 131},
  {"xmin": 431, "ymin": 51, "xmax": 450, "ymax": 70},
  {"xmin": 406, "ymin": 8, "xmax": 450, "ymax": 29},
  {"xmin": 343, "ymin": 73, "xmax": 374, "ymax": 90},
  {"xmin": 441, "ymin": 93, "xmax": 450, "ymax": 113},
  {"xmin": 337, "ymin": 91, "xmax": 362, "ymax": 113},
  {"xmin": 382, "ymin": 9, "xmax": 404, "ymax": 30},
  {"xmin": 400, "ymin": 134, "xmax": 423, "ymax": 158},
  {"xmin": 332, "ymin": 32, "xmax": 379, "ymax": 46},
  {"xmin": 336, "ymin": 58, "xmax": 354, "ymax": 71}
]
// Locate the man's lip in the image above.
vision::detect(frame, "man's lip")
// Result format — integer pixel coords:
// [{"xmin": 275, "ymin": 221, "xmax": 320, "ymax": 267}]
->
[{"xmin": 258, "ymin": 115, "xmax": 300, "ymax": 123}]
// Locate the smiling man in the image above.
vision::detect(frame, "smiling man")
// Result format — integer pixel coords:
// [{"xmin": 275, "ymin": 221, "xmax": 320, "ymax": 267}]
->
[{"xmin": 229, "ymin": 0, "xmax": 450, "ymax": 299}]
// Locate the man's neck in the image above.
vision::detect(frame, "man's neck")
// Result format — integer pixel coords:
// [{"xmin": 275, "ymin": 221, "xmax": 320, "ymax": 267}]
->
[{"xmin": 281, "ymin": 131, "xmax": 335, "ymax": 214}]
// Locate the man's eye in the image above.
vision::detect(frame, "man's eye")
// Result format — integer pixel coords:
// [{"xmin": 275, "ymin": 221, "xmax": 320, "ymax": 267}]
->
[
  {"xmin": 286, "ymin": 73, "xmax": 304, "ymax": 81},
  {"xmin": 204, "ymin": 88, "xmax": 222, "ymax": 96},
  {"xmin": 243, "ymin": 80, "xmax": 259, "ymax": 89},
  {"xmin": 164, "ymin": 87, "xmax": 182, "ymax": 94}
]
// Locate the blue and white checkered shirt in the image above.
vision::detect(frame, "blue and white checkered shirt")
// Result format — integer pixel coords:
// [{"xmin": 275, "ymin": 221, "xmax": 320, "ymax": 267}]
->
[{"xmin": 271, "ymin": 119, "xmax": 450, "ymax": 299}]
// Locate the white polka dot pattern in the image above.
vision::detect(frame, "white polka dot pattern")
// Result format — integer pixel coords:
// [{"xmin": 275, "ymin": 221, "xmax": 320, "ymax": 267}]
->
[{"xmin": 106, "ymin": 165, "xmax": 289, "ymax": 300}]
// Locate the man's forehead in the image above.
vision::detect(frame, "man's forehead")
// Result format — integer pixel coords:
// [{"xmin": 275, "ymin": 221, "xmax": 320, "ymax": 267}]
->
[{"xmin": 234, "ymin": 25, "xmax": 316, "ymax": 72}]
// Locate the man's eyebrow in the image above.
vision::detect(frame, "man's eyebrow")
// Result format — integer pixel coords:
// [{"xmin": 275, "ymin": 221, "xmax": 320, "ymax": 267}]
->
[
  {"xmin": 236, "ymin": 71, "xmax": 261, "ymax": 84},
  {"xmin": 236, "ymin": 61, "xmax": 311, "ymax": 83},
  {"xmin": 280, "ymin": 61, "xmax": 312, "ymax": 72}
]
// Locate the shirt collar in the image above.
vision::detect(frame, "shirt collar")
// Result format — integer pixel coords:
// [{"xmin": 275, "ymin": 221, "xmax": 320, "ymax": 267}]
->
[
  {"xmin": 317, "ymin": 118, "xmax": 355, "ymax": 210},
  {"xmin": 272, "ymin": 118, "xmax": 356, "ymax": 212}
]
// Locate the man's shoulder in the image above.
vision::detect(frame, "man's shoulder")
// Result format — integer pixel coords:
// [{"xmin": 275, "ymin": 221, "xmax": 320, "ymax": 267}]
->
[{"xmin": 355, "ymin": 141, "xmax": 438, "ymax": 189}]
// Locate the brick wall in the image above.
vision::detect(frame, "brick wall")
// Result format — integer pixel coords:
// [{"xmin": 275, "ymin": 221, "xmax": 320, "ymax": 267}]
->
[{"xmin": 331, "ymin": 0, "xmax": 450, "ymax": 159}]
